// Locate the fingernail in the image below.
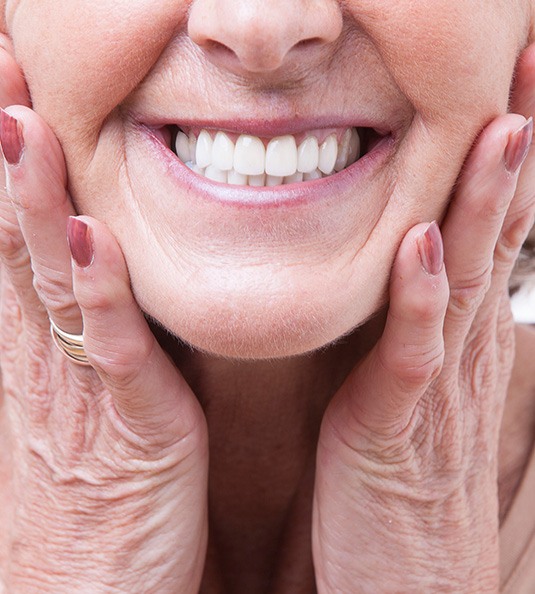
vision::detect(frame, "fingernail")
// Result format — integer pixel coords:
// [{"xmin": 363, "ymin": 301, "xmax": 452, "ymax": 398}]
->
[
  {"xmin": 67, "ymin": 217, "xmax": 94, "ymax": 268},
  {"xmin": 0, "ymin": 108, "xmax": 24, "ymax": 165},
  {"xmin": 418, "ymin": 221, "xmax": 444, "ymax": 276},
  {"xmin": 504, "ymin": 117, "xmax": 533, "ymax": 173}
]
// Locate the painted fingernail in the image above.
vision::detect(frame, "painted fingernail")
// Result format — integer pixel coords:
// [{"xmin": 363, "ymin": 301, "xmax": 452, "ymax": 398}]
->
[
  {"xmin": 67, "ymin": 217, "xmax": 94, "ymax": 268},
  {"xmin": 0, "ymin": 108, "xmax": 24, "ymax": 165},
  {"xmin": 418, "ymin": 221, "xmax": 444, "ymax": 276},
  {"xmin": 504, "ymin": 117, "xmax": 533, "ymax": 173}
]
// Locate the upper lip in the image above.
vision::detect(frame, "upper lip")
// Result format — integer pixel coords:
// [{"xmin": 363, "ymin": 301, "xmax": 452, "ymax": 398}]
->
[{"xmin": 129, "ymin": 114, "xmax": 396, "ymax": 138}]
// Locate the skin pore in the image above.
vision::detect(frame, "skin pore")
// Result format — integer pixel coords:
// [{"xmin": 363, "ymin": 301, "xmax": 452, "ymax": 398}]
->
[{"xmin": 2, "ymin": 0, "xmax": 535, "ymax": 590}]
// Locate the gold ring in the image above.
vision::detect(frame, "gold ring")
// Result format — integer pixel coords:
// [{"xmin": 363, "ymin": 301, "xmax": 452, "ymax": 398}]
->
[{"xmin": 50, "ymin": 319, "xmax": 91, "ymax": 366}]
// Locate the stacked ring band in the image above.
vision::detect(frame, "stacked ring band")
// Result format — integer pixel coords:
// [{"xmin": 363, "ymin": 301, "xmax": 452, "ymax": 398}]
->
[{"xmin": 50, "ymin": 319, "xmax": 91, "ymax": 366}]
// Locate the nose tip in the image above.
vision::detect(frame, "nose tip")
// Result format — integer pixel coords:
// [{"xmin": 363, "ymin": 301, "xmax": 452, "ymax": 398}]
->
[{"xmin": 188, "ymin": 0, "xmax": 343, "ymax": 74}]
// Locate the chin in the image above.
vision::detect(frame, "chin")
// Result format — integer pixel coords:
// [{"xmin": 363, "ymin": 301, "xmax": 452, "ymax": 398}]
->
[{"xmin": 138, "ymin": 281, "xmax": 384, "ymax": 360}]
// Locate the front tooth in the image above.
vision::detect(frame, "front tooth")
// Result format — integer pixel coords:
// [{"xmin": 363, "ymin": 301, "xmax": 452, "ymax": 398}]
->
[
  {"xmin": 266, "ymin": 175, "xmax": 283, "ymax": 186},
  {"xmin": 227, "ymin": 169, "xmax": 248, "ymax": 185},
  {"xmin": 196, "ymin": 130, "xmax": 213, "ymax": 168},
  {"xmin": 204, "ymin": 164, "xmax": 227, "ymax": 183},
  {"xmin": 303, "ymin": 169, "xmax": 322, "ymax": 181},
  {"xmin": 265, "ymin": 135, "xmax": 297, "ymax": 177},
  {"xmin": 175, "ymin": 131, "xmax": 191, "ymax": 162},
  {"xmin": 318, "ymin": 134, "xmax": 337, "ymax": 174},
  {"xmin": 234, "ymin": 135, "xmax": 265, "ymax": 176},
  {"xmin": 284, "ymin": 171, "xmax": 303, "ymax": 184},
  {"xmin": 334, "ymin": 129, "xmax": 351, "ymax": 172},
  {"xmin": 248, "ymin": 173, "xmax": 266, "ymax": 187},
  {"xmin": 212, "ymin": 132, "xmax": 234, "ymax": 171},
  {"xmin": 297, "ymin": 137, "xmax": 319, "ymax": 173}
]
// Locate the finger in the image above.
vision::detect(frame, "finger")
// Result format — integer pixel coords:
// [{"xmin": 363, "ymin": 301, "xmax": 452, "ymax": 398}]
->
[
  {"xmin": 332, "ymin": 222, "xmax": 449, "ymax": 436},
  {"xmin": 0, "ymin": 38, "xmax": 34, "ymax": 308},
  {"xmin": 440, "ymin": 114, "xmax": 531, "ymax": 356},
  {"xmin": 1, "ymin": 106, "xmax": 81, "ymax": 333},
  {"xmin": 69, "ymin": 216, "xmax": 205, "ymax": 447},
  {"xmin": 0, "ymin": 110, "xmax": 43, "ymax": 316},
  {"xmin": 0, "ymin": 33, "xmax": 30, "ymax": 292},
  {"xmin": 493, "ymin": 43, "xmax": 535, "ymax": 292},
  {"xmin": 0, "ymin": 35, "xmax": 31, "ymax": 108}
]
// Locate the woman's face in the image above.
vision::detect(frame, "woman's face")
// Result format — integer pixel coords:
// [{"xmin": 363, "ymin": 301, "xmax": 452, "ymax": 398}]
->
[{"xmin": 3, "ymin": 0, "xmax": 532, "ymax": 357}]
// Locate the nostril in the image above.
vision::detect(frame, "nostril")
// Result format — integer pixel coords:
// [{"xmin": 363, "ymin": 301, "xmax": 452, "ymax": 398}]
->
[
  {"xmin": 294, "ymin": 38, "xmax": 323, "ymax": 50},
  {"xmin": 203, "ymin": 39, "xmax": 235, "ymax": 58},
  {"xmin": 188, "ymin": 0, "xmax": 343, "ymax": 75}
]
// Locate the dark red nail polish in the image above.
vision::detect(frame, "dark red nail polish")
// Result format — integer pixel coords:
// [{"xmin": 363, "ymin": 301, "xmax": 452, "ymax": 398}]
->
[
  {"xmin": 0, "ymin": 108, "xmax": 24, "ymax": 165},
  {"xmin": 504, "ymin": 117, "xmax": 533, "ymax": 174},
  {"xmin": 67, "ymin": 217, "xmax": 94, "ymax": 268},
  {"xmin": 418, "ymin": 221, "xmax": 444, "ymax": 276}
]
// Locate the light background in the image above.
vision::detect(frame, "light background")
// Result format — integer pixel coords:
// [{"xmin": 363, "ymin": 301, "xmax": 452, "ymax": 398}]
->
[{"xmin": 512, "ymin": 285, "xmax": 535, "ymax": 324}]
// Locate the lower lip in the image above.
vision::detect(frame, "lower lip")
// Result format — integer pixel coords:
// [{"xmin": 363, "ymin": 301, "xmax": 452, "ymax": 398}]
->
[{"xmin": 136, "ymin": 124, "xmax": 395, "ymax": 209}]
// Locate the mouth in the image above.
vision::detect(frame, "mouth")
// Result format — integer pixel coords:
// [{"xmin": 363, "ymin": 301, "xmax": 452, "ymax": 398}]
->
[{"xmin": 153, "ymin": 123, "xmax": 390, "ymax": 188}]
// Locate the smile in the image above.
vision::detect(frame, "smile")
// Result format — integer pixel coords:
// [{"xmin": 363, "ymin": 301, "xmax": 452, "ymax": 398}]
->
[{"xmin": 162, "ymin": 125, "xmax": 388, "ymax": 188}]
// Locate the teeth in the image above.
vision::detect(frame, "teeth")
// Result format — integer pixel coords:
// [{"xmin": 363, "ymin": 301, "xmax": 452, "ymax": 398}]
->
[
  {"xmin": 227, "ymin": 169, "xmax": 248, "ymax": 185},
  {"xmin": 347, "ymin": 128, "xmax": 361, "ymax": 165},
  {"xmin": 265, "ymin": 135, "xmax": 298, "ymax": 177},
  {"xmin": 204, "ymin": 164, "xmax": 227, "ymax": 183},
  {"xmin": 267, "ymin": 175, "xmax": 284, "ymax": 186},
  {"xmin": 334, "ymin": 129, "xmax": 351, "ymax": 172},
  {"xmin": 234, "ymin": 135, "xmax": 265, "ymax": 176},
  {"xmin": 318, "ymin": 134, "xmax": 338, "ymax": 175},
  {"xmin": 212, "ymin": 132, "xmax": 234, "ymax": 171},
  {"xmin": 249, "ymin": 173, "xmax": 266, "ymax": 187},
  {"xmin": 196, "ymin": 130, "xmax": 213, "ymax": 169},
  {"xmin": 303, "ymin": 169, "xmax": 322, "ymax": 181},
  {"xmin": 297, "ymin": 136, "xmax": 319, "ymax": 173},
  {"xmin": 186, "ymin": 161, "xmax": 205, "ymax": 176},
  {"xmin": 284, "ymin": 171, "xmax": 304, "ymax": 184},
  {"xmin": 188, "ymin": 133, "xmax": 197, "ymax": 163},
  {"xmin": 175, "ymin": 131, "xmax": 191, "ymax": 162},
  {"xmin": 175, "ymin": 127, "xmax": 365, "ymax": 186}
]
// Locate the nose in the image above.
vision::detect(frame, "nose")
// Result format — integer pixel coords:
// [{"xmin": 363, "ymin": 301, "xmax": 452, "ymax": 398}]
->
[{"xmin": 188, "ymin": 0, "xmax": 343, "ymax": 74}]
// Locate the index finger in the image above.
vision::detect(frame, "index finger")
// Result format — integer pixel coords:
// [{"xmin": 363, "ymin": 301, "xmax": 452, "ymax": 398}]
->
[{"xmin": 2, "ymin": 105, "xmax": 81, "ymax": 334}]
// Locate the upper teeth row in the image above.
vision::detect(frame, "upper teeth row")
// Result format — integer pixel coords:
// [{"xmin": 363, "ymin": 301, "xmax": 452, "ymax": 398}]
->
[{"xmin": 174, "ymin": 128, "xmax": 361, "ymax": 184}]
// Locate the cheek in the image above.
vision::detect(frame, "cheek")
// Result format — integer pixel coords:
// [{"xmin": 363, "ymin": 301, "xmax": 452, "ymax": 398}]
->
[
  {"xmin": 9, "ymin": 1, "xmax": 188, "ymax": 139},
  {"xmin": 351, "ymin": 0, "xmax": 527, "ymax": 125}
]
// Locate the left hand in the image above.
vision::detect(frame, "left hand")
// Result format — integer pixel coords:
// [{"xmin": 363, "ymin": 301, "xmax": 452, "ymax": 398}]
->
[{"xmin": 313, "ymin": 46, "xmax": 535, "ymax": 593}]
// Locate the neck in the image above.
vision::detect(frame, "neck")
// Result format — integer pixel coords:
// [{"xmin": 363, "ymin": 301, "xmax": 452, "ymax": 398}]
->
[{"xmin": 151, "ymin": 316, "xmax": 384, "ymax": 591}]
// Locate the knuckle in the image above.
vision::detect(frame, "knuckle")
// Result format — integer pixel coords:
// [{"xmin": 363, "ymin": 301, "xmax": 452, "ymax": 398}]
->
[
  {"xmin": 0, "ymin": 222, "xmax": 26, "ymax": 262},
  {"xmin": 411, "ymin": 292, "xmax": 445, "ymax": 324},
  {"xmin": 76, "ymin": 284, "xmax": 131, "ymax": 315},
  {"xmin": 496, "ymin": 211, "xmax": 535, "ymax": 264},
  {"xmin": 448, "ymin": 263, "xmax": 493, "ymax": 319},
  {"xmin": 33, "ymin": 271, "xmax": 77, "ymax": 317},
  {"xmin": 88, "ymin": 336, "xmax": 154, "ymax": 387},
  {"xmin": 386, "ymin": 344, "xmax": 445, "ymax": 392}
]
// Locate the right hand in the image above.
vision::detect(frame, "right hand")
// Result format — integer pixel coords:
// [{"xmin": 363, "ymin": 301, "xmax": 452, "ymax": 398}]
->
[{"xmin": 0, "ymin": 37, "xmax": 208, "ymax": 594}]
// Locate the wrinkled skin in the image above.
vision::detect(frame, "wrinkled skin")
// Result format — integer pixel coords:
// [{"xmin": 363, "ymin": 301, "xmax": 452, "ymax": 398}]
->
[
  {"xmin": 1, "ymin": 0, "xmax": 531, "ymax": 357},
  {"xmin": 0, "ymin": 1, "xmax": 535, "ymax": 592}
]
